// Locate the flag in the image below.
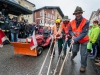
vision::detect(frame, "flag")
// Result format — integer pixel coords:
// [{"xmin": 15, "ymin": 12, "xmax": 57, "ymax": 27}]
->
[
  {"xmin": 30, "ymin": 31, "xmax": 38, "ymax": 50},
  {"xmin": 0, "ymin": 30, "xmax": 7, "ymax": 48}
]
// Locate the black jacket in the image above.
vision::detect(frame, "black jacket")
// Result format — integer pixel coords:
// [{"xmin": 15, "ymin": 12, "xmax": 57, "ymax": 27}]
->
[{"xmin": 9, "ymin": 21, "xmax": 21, "ymax": 33}]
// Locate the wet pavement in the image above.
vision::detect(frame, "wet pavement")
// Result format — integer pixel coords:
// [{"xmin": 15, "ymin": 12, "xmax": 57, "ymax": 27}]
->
[{"xmin": 0, "ymin": 44, "xmax": 96, "ymax": 75}]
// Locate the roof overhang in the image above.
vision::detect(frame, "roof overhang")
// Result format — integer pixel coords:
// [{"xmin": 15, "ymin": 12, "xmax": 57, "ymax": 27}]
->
[{"xmin": 0, "ymin": 0, "xmax": 32, "ymax": 16}]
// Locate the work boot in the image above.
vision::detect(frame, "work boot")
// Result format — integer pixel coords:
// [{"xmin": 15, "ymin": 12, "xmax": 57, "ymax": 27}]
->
[
  {"xmin": 95, "ymin": 62, "xmax": 100, "ymax": 66},
  {"xmin": 80, "ymin": 67, "xmax": 86, "ymax": 72}
]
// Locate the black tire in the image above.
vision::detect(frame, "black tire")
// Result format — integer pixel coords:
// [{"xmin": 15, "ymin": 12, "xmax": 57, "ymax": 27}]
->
[{"xmin": 37, "ymin": 46, "xmax": 43, "ymax": 56}]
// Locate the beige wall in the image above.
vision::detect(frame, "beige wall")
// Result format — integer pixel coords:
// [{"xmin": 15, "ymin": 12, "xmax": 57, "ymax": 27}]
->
[
  {"xmin": 55, "ymin": 9, "xmax": 62, "ymax": 20},
  {"xmin": 16, "ymin": 0, "xmax": 34, "ymax": 23}
]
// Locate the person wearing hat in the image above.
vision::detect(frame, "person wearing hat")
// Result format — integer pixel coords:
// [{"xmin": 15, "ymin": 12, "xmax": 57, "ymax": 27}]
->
[
  {"xmin": 51, "ymin": 19, "xmax": 63, "ymax": 56},
  {"xmin": 9, "ymin": 16, "xmax": 21, "ymax": 42},
  {"xmin": 89, "ymin": 20, "xmax": 100, "ymax": 60},
  {"xmin": 69, "ymin": 6, "xmax": 89, "ymax": 72},
  {"xmin": 61, "ymin": 16, "xmax": 71, "ymax": 58},
  {"xmin": 0, "ymin": 15, "xmax": 10, "ymax": 45}
]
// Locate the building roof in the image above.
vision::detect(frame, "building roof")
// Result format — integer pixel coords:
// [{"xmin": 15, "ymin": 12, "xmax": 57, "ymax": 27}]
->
[
  {"xmin": 0, "ymin": 0, "xmax": 32, "ymax": 15},
  {"xmin": 25, "ymin": 0, "xmax": 35, "ymax": 6},
  {"xmin": 96, "ymin": 9, "xmax": 100, "ymax": 16},
  {"xmin": 89, "ymin": 11, "xmax": 97, "ymax": 21},
  {"xmin": 34, "ymin": 6, "xmax": 64, "ymax": 18}
]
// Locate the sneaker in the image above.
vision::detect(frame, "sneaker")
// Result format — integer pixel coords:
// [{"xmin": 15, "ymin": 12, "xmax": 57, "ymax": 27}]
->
[
  {"xmin": 95, "ymin": 62, "xmax": 100, "ymax": 66},
  {"xmin": 80, "ymin": 67, "xmax": 86, "ymax": 72}
]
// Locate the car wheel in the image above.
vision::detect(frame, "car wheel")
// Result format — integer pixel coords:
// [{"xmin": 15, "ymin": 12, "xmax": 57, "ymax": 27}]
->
[{"xmin": 37, "ymin": 46, "xmax": 43, "ymax": 56}]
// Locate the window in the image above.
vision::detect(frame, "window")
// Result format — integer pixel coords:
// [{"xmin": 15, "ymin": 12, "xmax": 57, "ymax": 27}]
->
[
  {"xmin": 24, "ymin": 5, "xmax": 29, "ymax": 9},
  {"xmin": 46, "ymin": 20, "xmax": 48, "ymax": 23},
  {"xmin": 28, "ymin": 15, "xmax": 30, "ymax": 18},
  {"xmin": 9, "ymin": 0, "xmax": 19, "ymax": 4},
  {"xmin": 48, "ymin": 13, "xmax": 50, "ymax": 18},
  {"xmin": 52, "ymin": 10, "xmax": 54, "ymax": 14},
  {"xmin": 48, "ymin": 20, "xmax": 51, "ymax": 25},
  {"xmin": 51, "ymin": 15, "xmax": 52, "ymax": 19},
  {"xmin": 53, "ymin": 16, "xmax": 55, "ymax": 19},
  {"xmin": 40, "ymin": 12, "xmax": 43, "ymax": 16},
  {"xmin": 46, "ymin": 14, "xmax": 48, "ymax": 17},
  {"xmin": 18, "ymin": 1, "xmax": 20, "ymax": 4},
  {"xmin": 52, "ymin": 21, "xmax": 54, "ymax": 25},
  {"xmin": 40, "ymin": 20, "xmax": 43, "ymax": 24}
]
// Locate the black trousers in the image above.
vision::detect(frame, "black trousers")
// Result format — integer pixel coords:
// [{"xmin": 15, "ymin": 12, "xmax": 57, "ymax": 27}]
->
[
  {"xmin": 51, "ymin": 42, "xmax": 55, "ymax": 55},
  {"xmin": 51, "ymin": 42, "xmax": 62, "ymax": 55},
  {"xmin": 97, "ymin": 40, "xmax": 100, "ymax": 57},
  {"xmin": 58, "ymin": 46, "xmax": 62, "ymax": 55}
]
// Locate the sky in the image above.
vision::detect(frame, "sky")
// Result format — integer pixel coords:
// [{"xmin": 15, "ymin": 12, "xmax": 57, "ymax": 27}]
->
[{"xmin": 28, "ymin": 0, "xmax": 100, "ymax": 20}]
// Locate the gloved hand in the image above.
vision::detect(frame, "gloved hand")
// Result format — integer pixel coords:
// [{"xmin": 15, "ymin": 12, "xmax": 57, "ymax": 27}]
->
[
  {"xmin": 71, "ymin": 39, "xmax": 74, "ymax": 44},
  {"xmin": 56, "ymin": 34, "xmax": 60, "ymax": 37},
  {"xmin": 65, "ymin": 37, "xmax": 68, "ymax": 41}
]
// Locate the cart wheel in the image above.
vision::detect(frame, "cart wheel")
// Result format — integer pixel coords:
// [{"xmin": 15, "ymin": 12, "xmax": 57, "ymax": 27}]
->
[{"xmin": 37, "ymin": 47, "xmax": 43, "ymax": 56}]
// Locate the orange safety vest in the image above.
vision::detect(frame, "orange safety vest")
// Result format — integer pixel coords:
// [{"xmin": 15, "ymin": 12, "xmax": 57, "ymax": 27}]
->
[
  {"xmin": 52, "ymin": 24, "xmax": 62, "ymax": 36},
  {"xmin": 71, "ymin": 18, "xmax": 89, "ymax": 43},
  {"xmin": 62, "ymin": 22, "xmax": 70, "ymax": 35}
]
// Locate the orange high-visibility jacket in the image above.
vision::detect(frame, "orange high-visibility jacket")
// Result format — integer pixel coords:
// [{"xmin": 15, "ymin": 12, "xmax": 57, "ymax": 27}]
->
[
  {"xmin": 71, "ymin": 18, "xmax": 89, "ymax": 43},
  {"xmin": 52, "ymin": 24, "xmax": 62, "ymax": 37},
  {"xmin": 62, "ymin": 22, "xmax": 70, "ymax": 35}
]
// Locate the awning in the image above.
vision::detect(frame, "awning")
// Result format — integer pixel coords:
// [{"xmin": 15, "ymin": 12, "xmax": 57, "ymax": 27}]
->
[{"xmin": 0, "ymin": 0, "xmax": 32, "ymax": 16}]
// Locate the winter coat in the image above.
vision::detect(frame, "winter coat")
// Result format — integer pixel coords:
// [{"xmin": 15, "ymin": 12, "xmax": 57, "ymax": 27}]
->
[
  {"xmin": 9, "ymin": 21, "xmax": 21, "ymax": 33},
  {"xmin": 87, "ymin": 28, "xmax": 93, "ymax": 50},
  {"xmin": 69, "ymin": 17, "xmax": 89, "ymax": 43},
  {"xmin": 39, "ymin": 28, "xmax": 44, "ymax": 34},
  {"xmin": 25, "ymin": 25, "xmax": 30, "ymax": 34},
  {"xmin": 19, "ymin": 23, "xmax": 26, "ymax": 38},
  {"xmin": 90, "ymin": 25, "xmax": 100, "ymax": 44}
]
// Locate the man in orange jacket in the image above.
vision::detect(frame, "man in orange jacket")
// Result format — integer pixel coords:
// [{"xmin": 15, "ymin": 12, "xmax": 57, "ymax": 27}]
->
[
  {"xmin": 69, "ymin": 6, "xmax": 89, "ymax": 72},
  {"xmin": 61, "ymin": 16, "xmax": 71, "ymax": 58}
]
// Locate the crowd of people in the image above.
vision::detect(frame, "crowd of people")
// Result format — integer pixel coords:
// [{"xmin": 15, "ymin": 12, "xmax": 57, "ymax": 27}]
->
[
  {"xmin": 50, "ymin": 6, "xmax": 100, "ymax": 72},
  {"xmin": 0, "ymin": 5, "xmax": 100, "ymax": 73},
  {"xmin": 0, "ymin": 13, "xmax": 52, "ymax": 43}
]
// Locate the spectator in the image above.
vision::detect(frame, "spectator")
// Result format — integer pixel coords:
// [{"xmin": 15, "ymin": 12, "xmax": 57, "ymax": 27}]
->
[
  {"xmin": 0, "ymin": 15, "xmax": 10, "ymax": 40},
  {"xmin": 87, "ymin": 24, "xmax": 93, "ymax": 55},
  {"xmin": 89, "ymin": 20, "xmax": 100, "ymax": 59},
  {"xmin": 25, "ymin": 23, "xmax": 30, "ymax": 37},
  {"xmin": 39, "ymin": 26, "xmax": 44, "ymax": 34},
  {"xmin": 95, "ymin": 24, "xmax": 100, "ymax": 66},
  {"xmin": 9, "ymin": 16, "xmax": 21, "ymax": 42},
  {"xmin": 31, "ymin": 22, "xmax": 36, "ymax": 35},
  {"xmin": 47, "ymin": 26, "xmax": 51, "ymax": 34},
  {"xmin": 1, "ymin": 3, "xmax": 9, "ymax": 21},
  {"xmin": 19, "ymin": 21, "xmax": 26, "ymax": 38}
]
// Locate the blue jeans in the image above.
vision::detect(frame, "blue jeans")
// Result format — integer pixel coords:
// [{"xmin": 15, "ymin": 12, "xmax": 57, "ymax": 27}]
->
[
  {"xmin": 72, "ymin": 42, "xmax": 88, "ymax": 68},
  {"xmin": 92, "ymin": 44, "xmax": 97, "ymax": 57},
  {"xmin": 63, "ymin": 39, "xmax": 70, "ymax": 51},
  {"xmin": 11, "ymin": 33, "xmax": 18, "ymax": 42}
]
